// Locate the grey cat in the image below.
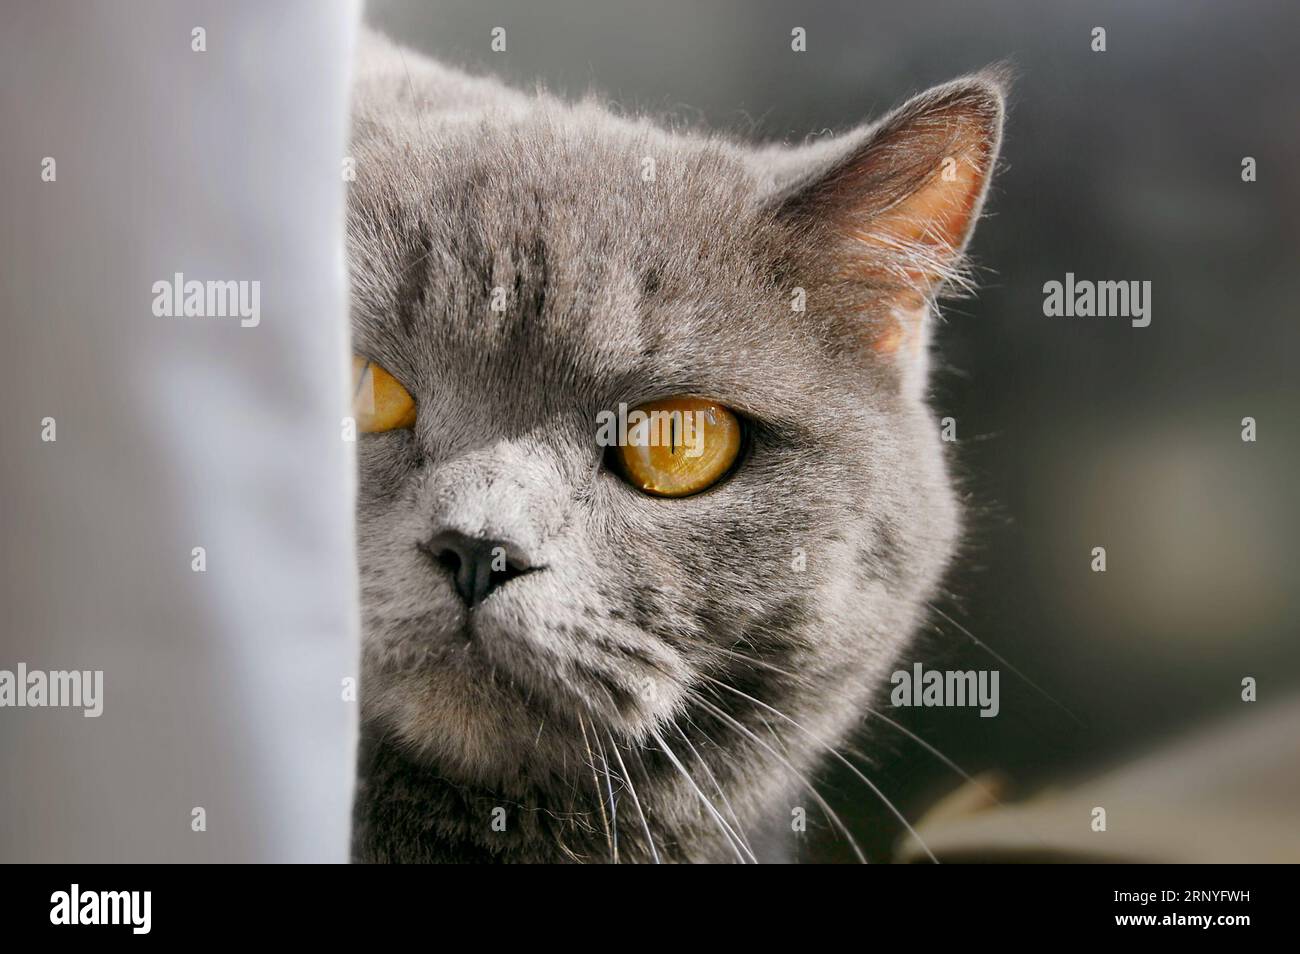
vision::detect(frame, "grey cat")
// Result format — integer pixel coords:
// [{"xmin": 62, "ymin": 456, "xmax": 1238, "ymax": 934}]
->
[{"xmin": 347, "ymin": 29, "xmax": 1004, "ymax": 863}]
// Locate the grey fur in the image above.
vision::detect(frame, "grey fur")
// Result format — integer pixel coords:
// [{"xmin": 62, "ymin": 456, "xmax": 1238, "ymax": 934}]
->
[{"xmin": 347, "ymin": 30, "xmax": 1004, "ymax": 863}]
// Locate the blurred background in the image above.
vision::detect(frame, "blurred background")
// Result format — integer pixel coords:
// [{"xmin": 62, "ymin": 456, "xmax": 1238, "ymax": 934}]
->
[{"xmin": 366, "ymin": 0, "xmax": 1300, "ymax": 860}]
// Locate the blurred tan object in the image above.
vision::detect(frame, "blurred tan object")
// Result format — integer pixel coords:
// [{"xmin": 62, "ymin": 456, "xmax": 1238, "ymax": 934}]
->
[{"xmin": 896, "ymin": 698, "xmax": 1300, "ymax": 863}]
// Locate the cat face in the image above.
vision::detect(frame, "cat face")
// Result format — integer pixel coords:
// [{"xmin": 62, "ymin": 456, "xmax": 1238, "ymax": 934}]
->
[{"xmin": 347, "ymin": 58, "xmax": 1002, "ymax": 799}]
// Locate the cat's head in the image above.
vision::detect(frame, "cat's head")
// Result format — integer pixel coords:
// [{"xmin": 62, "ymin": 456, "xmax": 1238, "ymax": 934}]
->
[{"xmin": 347, "ymin": 50, "xmax": 1004, "ymax": 794}]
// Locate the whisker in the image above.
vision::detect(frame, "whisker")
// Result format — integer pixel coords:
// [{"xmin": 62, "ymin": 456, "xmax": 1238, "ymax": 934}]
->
[
  {"xmin": 712, "ymin": 644, "xmax": 801, "ymax": 681},
  {"xmin": 650, "ymin": 728, "xmax": 755, "ymax": 863},
  {"xmin": 856, "ymin": 703, "xmax": 985, "ymax": 786},
  {"xmin": 702, "ymin": 676, "xmax": 937, "ymax": 863},
  {"xmin": 592, "ymin": 729, "xmax": 619, "ymax": 864},
  {"xmin": 579, "ymin": 714, "xmax": 614, "ymax": 862},
  {"xmin": 927, "ymin": 603, "xmax": 1085, "ymax": 726},
  {"xmin": 853, "ymin": 703, "xmax": 1057, "ymax": 855},
  {"xmin": 606, "ymin": 730, "xmax": 661, "ymax": 864},
  {"xmin": 689, "ymin": 693, "xmax": 867, "ymax": 863},
  {"xmin": 710, "ymin": 651, "xmax": 985, "ymax": 787},
  {"xmin": 674, "ymin": 719, "xmax": 755, "ymax": 858},
  {"xmin": 715, "ymin": 612, "xmax": 1066, "ymax": 836}
]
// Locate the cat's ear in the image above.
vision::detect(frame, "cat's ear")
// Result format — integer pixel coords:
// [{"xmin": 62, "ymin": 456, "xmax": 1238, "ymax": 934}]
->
[{"xmin": 764, "ymin": 72, "xmax": 1006, "ymax": 357}]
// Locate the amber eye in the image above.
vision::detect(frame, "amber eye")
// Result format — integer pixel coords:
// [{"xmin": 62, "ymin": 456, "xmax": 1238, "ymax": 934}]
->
[
  {"xmin": 352, "ymin": 355, "xmax": 416, "ymax": 433},
  {"xmin": 610, "ymin": 397, "xmax": 743, "ymax": 497}
]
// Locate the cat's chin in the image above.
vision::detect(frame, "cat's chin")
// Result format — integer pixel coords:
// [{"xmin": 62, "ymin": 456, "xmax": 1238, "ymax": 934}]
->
[
  {"xmin": 360, "ymin": 639, "xmax": 677, "ymax": 789},
  {"xmin": 361, "ymin": 679, "xmax": 644, "ymax": 789},
  {"xmin": 360, "ymin": 586, "xmax": 691, "ymax": 784}
]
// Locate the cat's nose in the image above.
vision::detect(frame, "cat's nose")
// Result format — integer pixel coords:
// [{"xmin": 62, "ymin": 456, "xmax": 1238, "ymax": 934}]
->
[{"xmin": 421, "ymin": 530, "xmax": 534, "ymax": 608}]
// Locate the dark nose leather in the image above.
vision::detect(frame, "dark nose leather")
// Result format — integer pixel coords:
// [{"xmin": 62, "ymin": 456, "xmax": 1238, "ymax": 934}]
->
[{"xmin": 421, "ymin": 530, "xmax": 532, "ymax": 607}]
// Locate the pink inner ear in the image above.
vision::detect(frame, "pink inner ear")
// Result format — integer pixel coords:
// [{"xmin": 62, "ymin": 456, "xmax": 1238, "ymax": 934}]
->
[
  {"xmin": 844, "ymin": 111, "xmax": 998, "ymax": 354},
  {"xmin": 853, "ymin": 148, "xmax": 987, "ymax": 355},
  {"xmin": 855, "ymin": 141, "xmax": 988, "ymax": 270}
]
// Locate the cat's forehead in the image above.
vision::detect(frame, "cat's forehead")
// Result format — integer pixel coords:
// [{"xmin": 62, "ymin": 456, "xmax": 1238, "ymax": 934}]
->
[
  {"xmin": 348, "ymin": 113, "xmax": 807, "ymax": 397},
  {"xmin": 429, "ymin": 114, "xmax": 759, "ymax": 278}
]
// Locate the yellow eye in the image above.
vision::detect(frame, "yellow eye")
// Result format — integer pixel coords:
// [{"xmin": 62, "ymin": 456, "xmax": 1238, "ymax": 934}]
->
[
  {"xmin": 612, "ymin": 397, "xmax": 742, "ymax": 497},
  {"xmin": 352, "ymin": 355, "xmax": 416, "ymax": 433}
]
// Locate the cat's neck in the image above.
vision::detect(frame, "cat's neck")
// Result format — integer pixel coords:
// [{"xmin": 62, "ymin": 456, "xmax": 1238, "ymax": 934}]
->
[{"xmin": 351, "ymin": 729, "xmax": 796, "ymax": 863}]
